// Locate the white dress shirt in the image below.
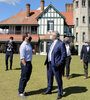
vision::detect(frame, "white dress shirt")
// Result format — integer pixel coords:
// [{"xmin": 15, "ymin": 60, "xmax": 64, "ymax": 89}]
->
[
  {"xmin": 87, "ymin": 46, "xmax": 90, "ymax": 52},
  {"xmin": 48, "ymin": 40, "xmax": 58, "ymax": 62},
  {"xmin": 65, "ymin": 44, "xmax": 71, "ymax": 56}
]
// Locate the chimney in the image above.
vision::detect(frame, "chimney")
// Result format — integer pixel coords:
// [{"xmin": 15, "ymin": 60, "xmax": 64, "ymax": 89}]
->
[
  {"xmin": 41, "ymin": 0, "xmax": 44, "ymax": 12},
  {"xmin": 26, "ymin": 4, "xmax": 30, "ymax": 17},
  {"xmin": 66, "ymin": 3, "xmax": 73, "ymax": 12}
]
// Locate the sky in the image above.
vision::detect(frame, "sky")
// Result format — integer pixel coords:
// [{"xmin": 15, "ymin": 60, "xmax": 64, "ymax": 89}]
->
[{"xmin": 0, "ymin": 0, "xmax": 73, "ymax": 21}]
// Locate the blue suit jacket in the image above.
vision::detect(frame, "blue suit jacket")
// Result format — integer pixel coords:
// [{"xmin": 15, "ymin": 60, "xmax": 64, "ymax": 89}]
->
[
  {"xmin": 80, "ymin": 45, "xmax": 90, "ymax": 63},
  {"xmin": 45, "ymin": 40, "xmax": 66, "ymax": 68}
]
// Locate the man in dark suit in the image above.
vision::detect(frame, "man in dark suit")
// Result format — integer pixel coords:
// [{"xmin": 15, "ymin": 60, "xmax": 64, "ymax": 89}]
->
[
  {"xmin": 80, "ymin": 39, "xmax": 90, "ymax": 79},
  {"xmin": 43, "ymin": 31, "xmax": 66, "ymax": 99},
  {"xmin": 5, "ymin": 37, "xmax": 15, "ymax": 71},
  {"xmin": 63, "ymin": 37, "xmax": 71, "ymax": 80}
]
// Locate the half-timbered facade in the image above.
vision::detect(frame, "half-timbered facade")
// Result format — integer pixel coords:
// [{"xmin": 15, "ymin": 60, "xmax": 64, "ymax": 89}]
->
[{"xmin": 37, "ymin": 4, "xmax": 65, "ymax": 35}]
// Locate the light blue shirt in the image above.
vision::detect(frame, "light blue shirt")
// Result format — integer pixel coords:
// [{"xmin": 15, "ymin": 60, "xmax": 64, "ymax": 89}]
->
[{"xmin": 20, "ymin": 41, "xmax": 32, "ymax": 61}]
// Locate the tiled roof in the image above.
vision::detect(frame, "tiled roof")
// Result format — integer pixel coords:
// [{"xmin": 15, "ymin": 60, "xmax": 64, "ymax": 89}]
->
[
  {"xmin": 0, "ymin": 10, "xmax": 73, "ymax": 26},
  {"xmin": 0, "ymin": 10, "xmax": 41, "ymax": 25},
  {"xmin": 0, "ymin": 34, "xmax": 39, "ymax": 42},
  {"xmin": 61, "ymin": 12, "xmax": 74, "ymax": 25}
]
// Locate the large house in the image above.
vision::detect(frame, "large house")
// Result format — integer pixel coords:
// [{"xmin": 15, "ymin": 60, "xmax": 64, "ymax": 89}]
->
[
  {"xmin": 73, "ymin": 0, "xmax": 90, "ymax": 55},
  {"xmin": 0, "ymin": 0, "xmax": 74, "ymax": 54}
]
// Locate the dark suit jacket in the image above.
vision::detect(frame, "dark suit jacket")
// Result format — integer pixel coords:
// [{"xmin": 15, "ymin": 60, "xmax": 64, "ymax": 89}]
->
[
  {"xmin": 45, "ymin": 40, "xmax": 66, "ymax": 68},
  {"xmin": 80, "ymin": 45, "xmax": 90, "ymax": 63}
]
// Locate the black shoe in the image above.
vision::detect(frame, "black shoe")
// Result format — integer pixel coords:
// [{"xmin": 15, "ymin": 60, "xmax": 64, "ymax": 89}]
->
[
  {"xmin": 57, "ymin": 95, "xmax": 62, "ymax": 99},
  {"xmin": 42, "ymin": 91, "xmax": 52, "ymax": 95},
  {"xmin": 5, "ymin": 69, "xmax": 8, "ymax": 71},
  {"xmin": 24, "ymin": 92, "xmax": 28, "ymax": 96},
  {"xmin": 10, "ymin": 68, "xmax": 12, "ymax": 70}
]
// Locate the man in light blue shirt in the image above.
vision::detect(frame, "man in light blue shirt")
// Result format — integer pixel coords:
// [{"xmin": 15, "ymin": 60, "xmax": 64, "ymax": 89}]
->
[{"xmin": 18, "ymin": 33, "xmax": 33, "ymax": 98}]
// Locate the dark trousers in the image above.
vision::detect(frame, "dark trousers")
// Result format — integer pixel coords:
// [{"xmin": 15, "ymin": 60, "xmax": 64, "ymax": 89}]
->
[
  {"xmin": 47, "ymin": 63, "xmax": 63, "ymax": 95},
  {"xmin": 18, "ymin": 61, "xmax": 32, "ymax": 94},
  {"xmin": 65, "ymin": 56, "xmax": 71, "ymax": 77},
  {"xmin": 5, "ymin": 52, "xmax": 13, "ymax": 70},
  {"xmin": 83, "ymin": 62, "xmax": 89, "ymax": 77},
  {"xmin": 63, "ymin": 56, "xmax": 71, "ymax": 77}
]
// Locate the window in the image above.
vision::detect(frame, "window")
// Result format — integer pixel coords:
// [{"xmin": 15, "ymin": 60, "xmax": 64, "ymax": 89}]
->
[
  {"xmin": 76, "ymin": 1, "xmax": 79, "ymax": 8},
  {"xmin": 47, "ymin": 21, "xmax": 54, "ymax": 31},
  {"xmin": 82, "ymin": 32, "xmax": 85, "ymax": 42},
  {"xmin": 88, "ymin": 0, "xmax": 90, "ymax": 8},
  {"xmin": 15, "ymin": 26, "xmax": 21, "ymax": 34},
  {"xmin": 76, "ymin": 18, "xmax": 79, "ymax": 26},
  {"xmin": 82, "ymin": 0, "xmax": 86, "ymax": 7},
  {"xmin": 89, "ymin": 17, "xmax": 90, "ymax": 23},
  {"xmin": 76, "ymin": 32, "xmax": 78, "ymax": 42},
  {"xmin": 31, "ymin": 26, "xmax": 37, "ymax": 34},
  {"xmin": 82, "ymin": 16, "xmax": 85, "ymax": 23}
]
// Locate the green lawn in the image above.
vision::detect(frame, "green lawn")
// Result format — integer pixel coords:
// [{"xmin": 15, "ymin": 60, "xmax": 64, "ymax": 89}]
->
[{"xmin": 0, "ymin": 54, "xmax": 90, "ymax": 100}]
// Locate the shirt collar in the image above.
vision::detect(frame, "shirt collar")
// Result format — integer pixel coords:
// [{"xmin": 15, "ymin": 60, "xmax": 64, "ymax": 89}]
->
[
  {"xmin": 53, "ymin": 39, "xmax": 58, "ymax": 43},
  {"xmin": 23, "ymin": 41, "xmax": 29, "ymax": 45}
]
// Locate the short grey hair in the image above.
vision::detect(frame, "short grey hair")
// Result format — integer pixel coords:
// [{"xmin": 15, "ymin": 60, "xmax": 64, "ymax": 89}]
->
[{"xmin": 53, "ymin": 31, "xmax": 60, "ymax": 39}]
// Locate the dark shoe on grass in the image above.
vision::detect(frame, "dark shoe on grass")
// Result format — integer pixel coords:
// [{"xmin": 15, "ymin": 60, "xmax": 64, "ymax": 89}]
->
[
  {"xmin": 57, "ymin": 95, "xmax": 62, "ymax": 99},
  {"xmin": 42, "ymin": 91, "xmax": 52, "ymax": 95}
]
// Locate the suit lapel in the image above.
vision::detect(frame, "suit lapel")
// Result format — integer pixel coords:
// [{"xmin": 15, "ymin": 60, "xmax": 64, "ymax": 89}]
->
[
  {"xmin": 48, "ymin": 42, "xmax": 53, "ymax": 54},
  {"xmin": 52, "ymin": 40, "xmax": 59, "ymax": 53}
]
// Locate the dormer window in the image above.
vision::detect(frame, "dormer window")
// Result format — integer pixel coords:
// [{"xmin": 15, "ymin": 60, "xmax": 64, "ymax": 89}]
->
[{"xmin": 82, "ymin": 0, "xmax": 86, "ymax": 7}]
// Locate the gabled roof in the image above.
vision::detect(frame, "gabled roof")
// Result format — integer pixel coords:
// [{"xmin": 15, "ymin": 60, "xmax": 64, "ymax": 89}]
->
[
  {"xmin": 37, "ymin": 4, "xmax": 65, "ymax": 19},
  {"xmin": 0, "ymin": 34, "xmax": 39, "ymax": 42},
  {"xmin": 61, "ymin": 12, "xmax": 74, "ymax": 25},
  {"xmin": 0, "ymin": 10, "xmax": 41, "ymax": 25}
]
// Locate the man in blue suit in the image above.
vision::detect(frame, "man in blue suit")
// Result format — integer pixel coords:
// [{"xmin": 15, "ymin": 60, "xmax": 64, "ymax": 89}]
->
[
  {"xmin": 80, "ymin": 39, "xmax": 90, "ymax": 79},
  {"xmin": 43, "ymin": 31, "xmax": 66, "ymax": 99}
]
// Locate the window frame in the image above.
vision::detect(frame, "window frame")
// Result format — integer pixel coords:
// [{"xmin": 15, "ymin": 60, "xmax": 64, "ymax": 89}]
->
[
  {"xmin": 82, "ymin": 32, "xmax": 85, "ymax": 42},
  {"xmin": 82, "ymin": 0, "xmax": 86, "ymax": 7},
  {"xmin": 76, "ymin": 1, "xmax": 79, "ymax": 8},
  {"xmin": 76, "ymin": 32, "xmax": 78, "ymax": 42},
  {"xmin": 82, "ymin": 16, "xmax": 85, "ymax": 23},
  {"xmin": 47, "ymin": 21, "xmax": 54, "ymax": 31},
  {"xmin": 76, "ymin": 18, "xmax": 79, "ymax": 26}
]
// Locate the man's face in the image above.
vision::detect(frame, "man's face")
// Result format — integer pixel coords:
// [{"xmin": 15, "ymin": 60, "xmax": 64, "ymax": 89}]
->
[
  {"xmin": 25, "ymin": 35, "xmax": 32, "ymax": 42},
  {"xmin": 25, "ymin": 36, "xmax": 29, "ymax": 42},
  {"xmin": 52, "ymin": 33, "xmax": 56, "ymax": 40}
]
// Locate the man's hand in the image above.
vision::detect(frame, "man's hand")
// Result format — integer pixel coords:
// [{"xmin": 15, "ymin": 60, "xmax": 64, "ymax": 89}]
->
[
  {"xmin": 80, "ymin": 60, "xmax": 83, "ymax": 63},
  {"xmin": 23, "ymin": 63, "xmax": 26, "ymax": 66},
  {"xmin": 21, "ymin": 59, "xmax": 26, "ymax": 66}
]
